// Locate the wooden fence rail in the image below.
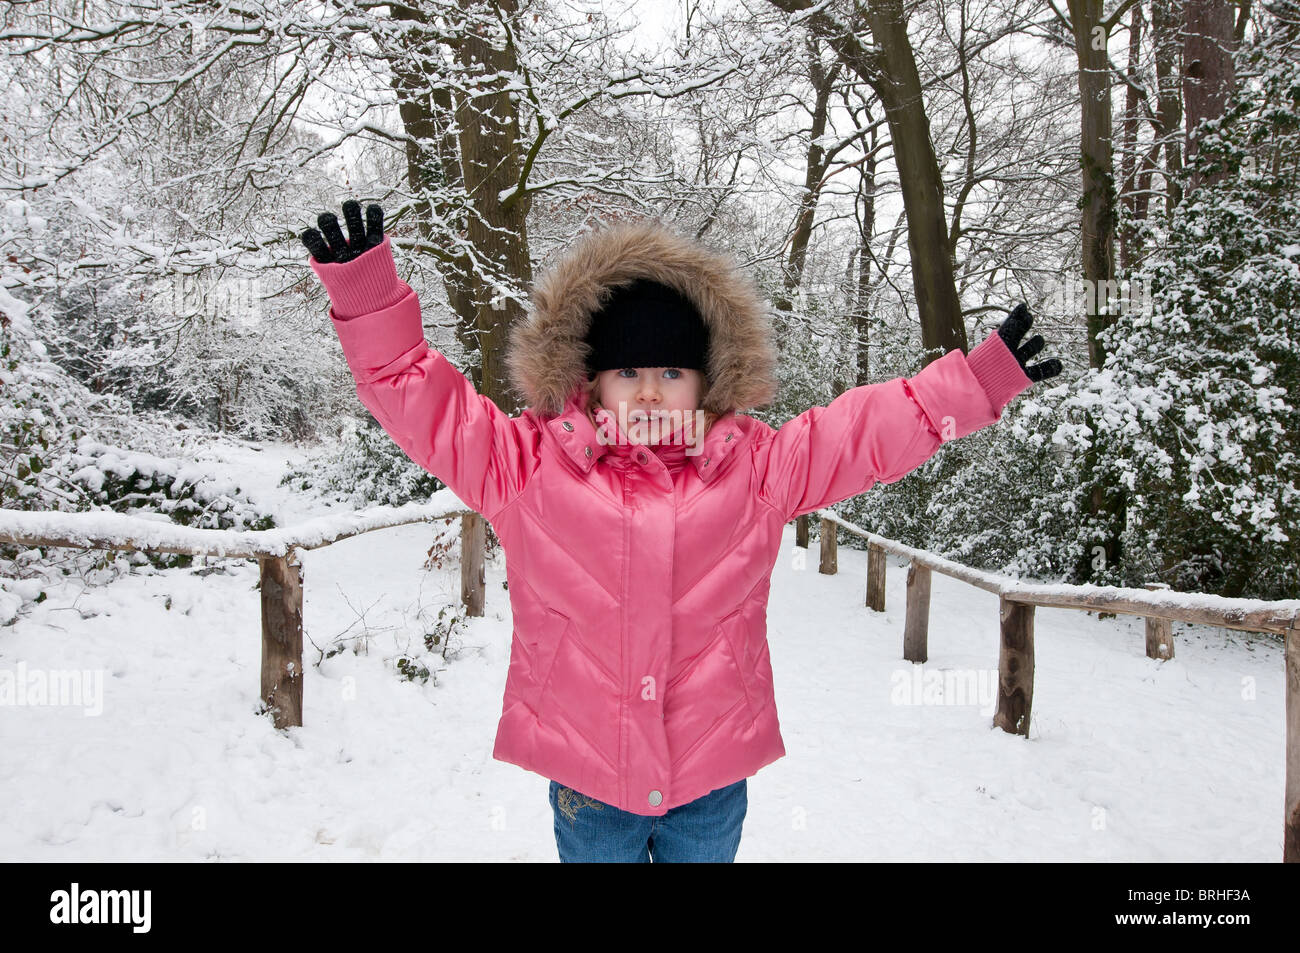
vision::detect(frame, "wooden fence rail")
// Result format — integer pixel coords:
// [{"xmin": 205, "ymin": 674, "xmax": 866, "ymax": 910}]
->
[
  {"xmin": 0, "ymin": 499, "xmax": 480, "ymax": 732},
  {"xmin": 798, "ymin": 510, "xmax": 1300, "ymax": 863}
]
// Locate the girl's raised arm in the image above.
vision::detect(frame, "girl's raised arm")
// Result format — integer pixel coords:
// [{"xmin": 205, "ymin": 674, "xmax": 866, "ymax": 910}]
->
[
  {"xmin": 303, "ymin": 202, "xmax": 539, "ymax": 521},
  {"xmin": 758, "ymin": 308, "xmax": 1057, "ymax": 524}
]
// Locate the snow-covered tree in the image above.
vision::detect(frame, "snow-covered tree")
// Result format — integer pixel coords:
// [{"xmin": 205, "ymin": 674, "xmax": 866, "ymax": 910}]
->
[{"xmin": 1063, "ymin": 1, "xmax": 1300, "ymax": 598}]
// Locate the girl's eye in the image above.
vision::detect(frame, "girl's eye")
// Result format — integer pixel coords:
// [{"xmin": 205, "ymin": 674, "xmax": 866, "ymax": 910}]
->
[
  {"xmin": 617, "ymin": 369, "xmax": 636, "ymax": 379},
  {"xmin": 664, "ymin": 368, "xmax": 682, "ymax": 379}
]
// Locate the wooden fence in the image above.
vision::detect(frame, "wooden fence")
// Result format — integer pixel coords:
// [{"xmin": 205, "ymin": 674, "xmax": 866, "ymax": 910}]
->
[
  {"xmin": 2, "ymin": 503, "xmax": 1297, "ymax": 861},
  {"xmin": 0, "ymin": 501, "xmax": 485, "ymax": 731},
  {"xmin": 801, "ymin": 510, "xmax": 1300, "ymax": 864}
]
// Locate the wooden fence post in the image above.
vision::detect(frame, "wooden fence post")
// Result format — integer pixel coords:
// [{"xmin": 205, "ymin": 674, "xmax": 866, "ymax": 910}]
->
[
  {"xmin": 818, "ymin": 517, "xmax": 837, "ymax": 574},
  {"xmin": 795, "ymin": 514, "xmax": 809, "ymax": 548},
  {"xmin": 994, "ymin": 596, "xmax": 1035, "ymax": 737},
  {"xmin": 1143, "ymin": 582, "xmax": 1174, "ymax": 660},
  {"xmin": 461, "ymin": 512, "xmax": 485, "ymax": 617},
  {"xmin": 259, "ymin": 550, "xmax": 303, "ymax": 729},
  {"xmin": 865, "ymin": 543, "xmax": 886, "ymax": 612},
  {"xmin": 903, "ymin": 561, "xmax": 931, "ymax": 663},
  {"xmin": 1286, "ymin": 620, "xmax": 1300, "ymax": 862}
]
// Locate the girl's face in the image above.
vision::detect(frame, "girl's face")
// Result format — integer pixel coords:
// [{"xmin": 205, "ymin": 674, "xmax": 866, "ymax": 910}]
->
[{"xmin": 594, "ymin": 367, "xmax": 704, "ymax": 445}]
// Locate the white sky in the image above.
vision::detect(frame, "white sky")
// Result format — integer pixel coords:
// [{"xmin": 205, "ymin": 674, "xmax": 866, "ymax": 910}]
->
[{"xmin": 604, "ymin": 0, "xmax": 687, "ymax": 54}]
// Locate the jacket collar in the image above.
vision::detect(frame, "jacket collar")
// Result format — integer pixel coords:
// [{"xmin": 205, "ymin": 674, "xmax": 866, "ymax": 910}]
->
[{"xmin": 545, "ymin": 385, "xmax": 747, "ymax": 484}]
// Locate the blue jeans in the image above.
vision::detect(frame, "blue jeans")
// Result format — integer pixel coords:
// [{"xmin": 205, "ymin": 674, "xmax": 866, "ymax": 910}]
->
[{"xmin": 548, "ymin": 778, "xmax": 747, "ymax": 862}]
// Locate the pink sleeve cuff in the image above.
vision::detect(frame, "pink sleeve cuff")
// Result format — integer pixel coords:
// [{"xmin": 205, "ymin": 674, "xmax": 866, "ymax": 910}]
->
[
  {"xmin": 309, "ymin": 235, "xmax": 409, "ymax": 320},
  {"xmin": 965, "ymin": 331, "xmax": 1032, "ymax": 416},
  {"xmin": 329, "ymin": 287, "xmax": 426, "ymax": 384}
]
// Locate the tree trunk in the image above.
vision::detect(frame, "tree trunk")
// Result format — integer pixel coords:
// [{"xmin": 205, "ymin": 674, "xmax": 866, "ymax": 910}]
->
[
  {"xmin": 1068, "ymin": 0, "xmax": 1119, "ymax": 370},
  {"xmin": 453, "ymin": 0, "xmax": 533, "ymax": 413},
  {"xmin": 1184, "ymin": 0, "xmax": 1238, "ymax": 192},
  {"xmin": 862, "ymin": 0, "xmax": 966, "ymax": 364},
  {"xmin": 1118, "ymin": 2, "xmax": 1144, "ymax": 274},
  {"xmin": 766, "ymin": 0, "xmax": 968, "ymax": 365},
  {"xmin": 388, "ymin": 1, "xmax": 533, "ymax": 413},
  {"xmin": 1064, "ymin": 0, "xmax": 1128, "ymax": 587},
  {"xmin": 851, "ymin": 122, "xmax": 880, "ymax": 386},
  {"xmin": 775, "ymin": 39, "xmax": 839, "ymax": 315},
  {"xmin": 1152, "ymin": 0, "xmax": 1186, "ymax": 215},
  {"xmin": 388, "ymin": 4, "xmax": 481, "ymax": 375}
]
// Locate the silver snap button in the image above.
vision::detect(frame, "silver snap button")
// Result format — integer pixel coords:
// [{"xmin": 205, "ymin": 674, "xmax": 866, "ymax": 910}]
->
[
  {"xmin": 562, "ymin": 421, "xmax": 574, "ymax": 431},
  {"xmin": 648, "ymin": 790, "xmax": 663, "ymax": 807},
  {"xmin": 636, "ymin": 451, "xmax": 647, "ymax": 464},
  {"xmin": 725, "ymin": 433, "xmax": 733, "ymax": 442},
  {"xmin": 584, "ymin": 446, "xmax": 592, "ymax": 457}
]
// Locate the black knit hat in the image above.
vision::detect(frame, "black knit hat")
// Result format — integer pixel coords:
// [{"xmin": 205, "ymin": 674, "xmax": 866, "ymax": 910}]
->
[{"xmin": 583, "ymin": 278, "xmax": 710, "ymax": 377}]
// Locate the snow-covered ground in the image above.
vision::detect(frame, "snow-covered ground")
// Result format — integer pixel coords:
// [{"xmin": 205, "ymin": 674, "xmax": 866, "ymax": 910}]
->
[{"xmin": 0, "ymin": 438, "xmax": 1287, "ymax": 861}]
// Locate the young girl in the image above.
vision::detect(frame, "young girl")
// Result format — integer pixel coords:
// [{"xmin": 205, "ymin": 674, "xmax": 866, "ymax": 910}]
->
[{"xmin": 302, "ymin": 201, "xmax": 1060, "ymax": 862}]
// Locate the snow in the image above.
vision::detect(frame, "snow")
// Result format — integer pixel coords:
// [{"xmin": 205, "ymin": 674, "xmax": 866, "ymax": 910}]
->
[{"xmin": 0, "ymin": 438, "xmax": 1288, "ymax": 861}]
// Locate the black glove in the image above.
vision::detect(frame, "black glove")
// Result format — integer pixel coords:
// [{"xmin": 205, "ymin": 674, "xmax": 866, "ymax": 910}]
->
[
  {"xmin": 300, "ymin": 200, "xmax": 385, "ymax": 264},
  {"xmin": 997, "ymin": 302, "xmax": 1062, "ymax": 383}
]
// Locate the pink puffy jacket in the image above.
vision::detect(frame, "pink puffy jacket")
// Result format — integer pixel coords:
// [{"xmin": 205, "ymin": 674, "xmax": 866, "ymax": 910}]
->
[{"xmin": 312, "ymin": 220, "xmax": 1032, "ymax": 816}]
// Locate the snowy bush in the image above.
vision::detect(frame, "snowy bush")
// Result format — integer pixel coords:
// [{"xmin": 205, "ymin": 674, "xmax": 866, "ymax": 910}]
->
[
  {"xmin": 279, "ymin": 418, "xmax": 443, "ymax": 508},
  {"xmin": 0, "ymin": 279, "xmax": 97, "ymax": 513},
  {"xmin": 831, "ymin": 378, "xmax": 1086, "ymax": 585},
  {"xmin": 0, "ymin": 281, "xmax": 277, "ymax": 618},
  {"xmin": 65, "ymin": 437, "xmax": 276, "ymax": 567},
  {"xmin": 1062, "ymin": 14, "xmax": 1300, "ymax": 599}
]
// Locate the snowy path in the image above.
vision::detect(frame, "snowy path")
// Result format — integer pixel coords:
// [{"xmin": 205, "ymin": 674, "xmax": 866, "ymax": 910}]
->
[{"xmin": 0, "ymin": 440, "xmax": 1286, "ymax": 861}]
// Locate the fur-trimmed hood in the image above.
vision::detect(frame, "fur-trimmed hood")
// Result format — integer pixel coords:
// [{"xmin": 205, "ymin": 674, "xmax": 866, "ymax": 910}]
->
[{"xmin": 505, "ymin": 219, "xmax": 779, "ymax": 418}]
